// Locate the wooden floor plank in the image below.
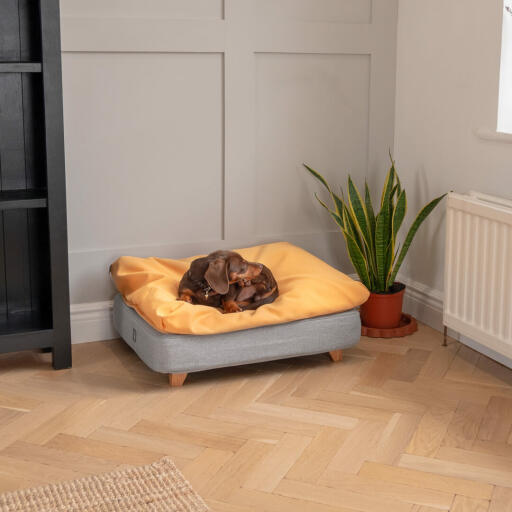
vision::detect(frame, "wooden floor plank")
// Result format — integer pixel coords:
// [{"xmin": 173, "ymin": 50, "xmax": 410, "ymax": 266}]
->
[
  {"xmin": 130, "ymin": 419, "xmax": 245, "ymax": 452},
  {"xmin": 319, "ymin": 469, "xmax": 454, "ymax": 509},
  {"xmin": 399, "ymin": 453, "xmax": 512, "ymax": 488},
  {"xmin": 442, "ymin": 401, "xmax": 485, "ymax": 449},
  {"xmin": 200, "ymin": 440, "xmax": 273, "ymax": 501},
  {"xmin": 229, "ymin": 488, "xmax": 351, "ymax": 512},
  {"xmin": 436, "ymin": 445, "xmax": 512, "ymax": 473},
  {"xmin": 275, "ymin": 478, "xmax": 413, "ymax": 512},
  {"xmin": 170, "ymin": 413, "xmax": 284, "ymax": 444},
  {"xmin": 372, "ymin": 412, "xmax": 421, "ymax": 465},
  {"xmin": 245, "ymin": 401, "xmax": 359, "ymax": 430},
  {"xmin": 489, "ymin": 486, "xmax": 512, "ymax": 512},
  {"xmin": 450, "ymin": 495, "xmax": 490, "ymax": 512},
  {"xmin": 406, "ymin": 406, "xmax": 454, "ymax": 457},
  {"xmin": 283, "ymin": 394, "xmax": 394, "ymax": 422},
  {"xmin": 243, "ymin": 433, "xmax": 311, "ymax": 491},
  {"xmin": 477, "ymin": 396, "xmax": 512, "ymax": 443},
  {"xmin": 327, "ymin": 420, "xmax": 386, "ymax": 474},
  {"xmin": 183, "ymin": 448, "xmax": 234, "ymax": 494},
  {"xmin": 359, "ymin": 461, "xmax": 494, "ymax": 500},
  {"xmin": 0, "ymin": 441, "xmax": 118, "ymax": 475},
  {"xmin": 285, "ymin": 426, "xmax": 349, "ymax": 484},
  {"xmin": 44, "ymin": 433, "xmax": 163, "ymax": 465}
]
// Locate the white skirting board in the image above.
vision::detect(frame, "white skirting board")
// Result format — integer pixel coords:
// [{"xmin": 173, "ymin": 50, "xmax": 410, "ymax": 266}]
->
[
  {"xmin": 69, "ymin": 279, "xmax": 512, "ymax": 369},
  {"xmin": 70, "ymin": 300, "xmax": 116, "ymax": 344}
]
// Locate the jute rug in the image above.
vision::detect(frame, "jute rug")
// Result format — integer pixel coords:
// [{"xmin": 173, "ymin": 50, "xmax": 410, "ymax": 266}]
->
[{"xmin": 0, "ymin": 457, "xmax": 208, "ymax": 512}]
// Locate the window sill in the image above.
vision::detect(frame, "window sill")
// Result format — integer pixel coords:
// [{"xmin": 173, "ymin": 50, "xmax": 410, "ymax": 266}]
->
[{"xmin": 475, "ymin": 126, "xmax": 512, "ymax": 143}]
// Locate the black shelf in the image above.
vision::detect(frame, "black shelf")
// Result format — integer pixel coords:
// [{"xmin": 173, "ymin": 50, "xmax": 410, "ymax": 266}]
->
[
  {"xmin": 0, "ymin": 63, "xmax": 42, "ymax": 73},
  {"xmin": 0, "ymin": 310, "xmax": 50, "ymax": 336},
  {"xmin": 0, "ymin": 0, "xmax": 71, "ymax": 369},
  {"xmin": 0, "ymin": 189, "xmax": 47, "ymax": 210}
]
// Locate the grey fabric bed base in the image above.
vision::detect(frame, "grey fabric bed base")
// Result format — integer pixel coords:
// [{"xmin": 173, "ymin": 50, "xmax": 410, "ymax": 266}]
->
[{"xmin": 113, "ymin": 294, "xmax": 361, "ymax": 382}]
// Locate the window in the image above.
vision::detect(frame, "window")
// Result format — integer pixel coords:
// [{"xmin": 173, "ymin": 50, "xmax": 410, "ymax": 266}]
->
[{"xmin": 498, "ymin": 1, "xmax": 512, "ymax": 133}]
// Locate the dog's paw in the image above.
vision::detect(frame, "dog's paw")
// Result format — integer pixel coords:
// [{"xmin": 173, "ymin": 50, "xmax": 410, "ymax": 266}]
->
[
  {"xmin": 177, "ymin": 294, "xmax": 193, "ymax": 303},
  {"xmin": 223, "ymin": 301, "xmax": 242, "ymax": 314}
]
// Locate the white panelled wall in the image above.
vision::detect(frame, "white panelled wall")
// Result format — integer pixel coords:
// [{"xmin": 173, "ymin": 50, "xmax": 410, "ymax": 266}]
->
[
  {"xmin": 60, "ymin": 0, "xmax": 398, "ymax": 342},
  {"xmin": 394, "ymin": 0, "xmax": 512, "ymax": 348}
]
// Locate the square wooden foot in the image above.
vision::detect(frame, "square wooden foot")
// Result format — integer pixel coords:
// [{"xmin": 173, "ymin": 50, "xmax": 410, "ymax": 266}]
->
[
  {"xmin": 169, "ymin": 373, "xmax": 187, "ymax": 387},
  {"xmin": 329, "ymin": 350, "xmax": 343, "ymax": 362}
]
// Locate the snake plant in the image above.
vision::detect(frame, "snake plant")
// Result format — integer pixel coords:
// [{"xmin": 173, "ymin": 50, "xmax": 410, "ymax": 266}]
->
[{"xmin": 304, "ymin": 158, "xmax": 446, "ymax": 293}]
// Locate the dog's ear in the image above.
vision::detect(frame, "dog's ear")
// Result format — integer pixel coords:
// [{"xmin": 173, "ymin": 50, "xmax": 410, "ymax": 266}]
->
[
  {"xmin": 205, "ymin": 258, "xmax": 229, "ymax": 294},
  {"xmin": 188, "ymin": 257, "xmax": 209, "ymax": 282}
]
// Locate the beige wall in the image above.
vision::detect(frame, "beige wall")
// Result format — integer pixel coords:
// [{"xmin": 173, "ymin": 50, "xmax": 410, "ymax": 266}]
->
[
  {"xmin": 394, "ymin": 0, "xmax": 512, "ymax": 299},
  {"xmin": 60, "ymin": 0, "xmax": 398, "ymax": 309}
]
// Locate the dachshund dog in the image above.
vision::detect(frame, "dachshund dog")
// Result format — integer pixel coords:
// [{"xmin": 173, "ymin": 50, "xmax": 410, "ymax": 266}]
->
[
  {"xmin": 178, "ymin": 250, "xmax": 264, "ymax": 313},
  {"xmin": 234, "ymin": 264, "xmax": 279, "ymax": 311}
]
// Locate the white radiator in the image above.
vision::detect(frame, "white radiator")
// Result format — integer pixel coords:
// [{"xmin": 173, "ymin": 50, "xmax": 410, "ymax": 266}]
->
[{"xmin": 444, "ymin": 191, "xmax": 512, "ymax": 359}]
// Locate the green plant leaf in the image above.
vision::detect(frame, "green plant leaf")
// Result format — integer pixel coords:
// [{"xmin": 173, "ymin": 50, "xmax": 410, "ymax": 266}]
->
[
  {"xmin": 341, "ymin": 203, "xmax": 356, "ymax": 237},
  {"xmin": 329, "ymin": 210, "xmax": 344, "ymax": 229},
  {"xmin": 347, "ymin": 176, "xmax": 372, "ymax": 251},
  {"xmin": 395, "ymin": 171, "xmax": 402, "ymax": 198},
  {"xmin": 392, "ymin": 189, "xmax": 407, "ymax": 242},
  {"xmin": 387, "ymin": 193, "xmax": 447, "ymax": 287},
  {"xmin": 341, "ymin": 228, "xmax": 371, "ymax": 289},
  {"xmin": 342, "ymin": 202, "xmax": 365, "ymax": 256},
  {"xmin": 364, "ymin": 181, "xmax": 376, "ymax": 245},
  {"xmin": 389, "ymin": 184, "xmax": 398, "ymax": 208},
  {"xmin": 391, "ymin": 242, "xmax": 401, "ymax": 267},
  {"xmin": 314, "ymin": 192, "xmax": 331, "ymax": 212},
  {"xmin": 305, "ymin": 164, "xmax": 345, "ymax": 217},
  {"xmin": 388, "ymin": 151, "xmax": 402, "ymax": 199},
  {"xmin": 343, "ymin": 201, "xmax": 377, "ymax": 288},
  {"xmin": 375, "ymin": 202, "xmax": 392, "ymax": 291},
  {"xmin": 385, "ymin": 239, "xmax": 394, "ymax": 286},
  {"xmin": 331, "ymin": 191, "xmax": 345, "ymax": 217},
  {"xmin": 380, "ymin": 163, "xmax": 396, "ymax": 209},
  {"xmin": 314, "ymin": 194, "xmax": 344, "ymax": 229},
  {"xmin": 304, "ymin": 164, "xmax": 331, "ymax": 193}
]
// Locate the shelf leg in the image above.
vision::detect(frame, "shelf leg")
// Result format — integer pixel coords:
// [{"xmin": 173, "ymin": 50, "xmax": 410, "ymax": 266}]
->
[{"xmin": 52, "ymin": 344, "xmax": 72, "ymax": 370}]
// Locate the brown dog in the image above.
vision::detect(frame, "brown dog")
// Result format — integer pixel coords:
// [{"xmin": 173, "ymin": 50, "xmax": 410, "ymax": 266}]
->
[{"xmin": 178, "ymin": 250, "xmax": 263, "ymax": 313}]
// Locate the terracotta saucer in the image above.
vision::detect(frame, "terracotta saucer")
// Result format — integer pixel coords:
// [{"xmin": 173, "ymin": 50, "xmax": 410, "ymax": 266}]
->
[{"xmin": 361, "ymin": 313, "xmax": 418, "ymax": 338}]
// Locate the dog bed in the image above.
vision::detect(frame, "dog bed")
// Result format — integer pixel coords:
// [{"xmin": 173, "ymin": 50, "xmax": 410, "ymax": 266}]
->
[
  {"xmin": 113, "ymin": 294, "xmax": 361, "ymax": 386},
  {"xmin": 110, "ymin": 242, "xmax": 368, "ymax": 386}
]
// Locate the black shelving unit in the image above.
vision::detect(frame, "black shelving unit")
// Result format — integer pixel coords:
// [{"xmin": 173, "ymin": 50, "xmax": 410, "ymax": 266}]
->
[{"xmin": 0, "ymin": 0, "xmax": 71, "ymax": 369}]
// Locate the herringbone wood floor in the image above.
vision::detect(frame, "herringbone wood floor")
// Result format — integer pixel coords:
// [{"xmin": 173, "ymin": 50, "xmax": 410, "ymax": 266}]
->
[{"xmin": 1, "ymin": 324, "xmax": 512, "ymax": 511}]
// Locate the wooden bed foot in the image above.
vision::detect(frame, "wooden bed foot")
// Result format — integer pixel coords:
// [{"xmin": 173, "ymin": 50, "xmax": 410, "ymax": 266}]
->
[
  {"xmin": 329, "ymin": 350, "xmax": 343, "ymax": 362},
  {"xmin": 169, "ymin": 373, "xmax": 188, "ymax": 387}
]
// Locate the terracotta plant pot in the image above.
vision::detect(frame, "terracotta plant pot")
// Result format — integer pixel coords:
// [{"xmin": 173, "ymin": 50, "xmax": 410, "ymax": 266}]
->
[{"xmin": 359, "ymin": 282, "xmax": 405, "ymax": 329}]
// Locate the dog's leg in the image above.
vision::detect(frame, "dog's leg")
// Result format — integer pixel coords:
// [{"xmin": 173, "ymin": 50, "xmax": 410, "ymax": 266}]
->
[
  {"xmin": 254, "ymin": 286, "xmax": 278, "ymax": 301},
  {"xmin": 235, "ymin": 300, "xmax": 252, "ymax": 310},
  {"xmin": 169, "ymin": 373, "xmax": 187, "ymax": 387},
  {"xmin": 177, "ymin": 291, "xmax": 194, "ymax": 303},
  {"xmin": 236, "ymin": 284, "xmax": 257, "ymax": 302},
  {"xmin": 329, "ymin": 350, "xmax": 343, "ymax": 362},
  {"xmin": 222, "ymin": 299, "xmax": 242, "ymax": 313}
]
